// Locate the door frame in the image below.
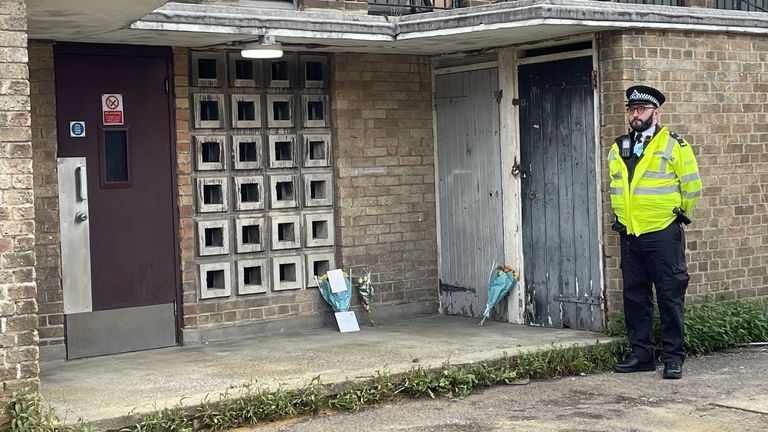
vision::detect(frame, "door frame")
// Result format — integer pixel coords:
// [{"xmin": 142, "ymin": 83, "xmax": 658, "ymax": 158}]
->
[
  {"xmin": 53, "ymin": 42, "xmax": 183, "ymax": 348},
  {"xmin": 498, "ymin": 34, "xmax": 604, "ymax": 326}
]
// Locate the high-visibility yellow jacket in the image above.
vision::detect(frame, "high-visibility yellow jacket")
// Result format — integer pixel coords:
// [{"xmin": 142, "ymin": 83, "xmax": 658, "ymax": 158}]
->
[{"xmin": 608, "ymin": 126, "xmax": 702, "ymax": 236}]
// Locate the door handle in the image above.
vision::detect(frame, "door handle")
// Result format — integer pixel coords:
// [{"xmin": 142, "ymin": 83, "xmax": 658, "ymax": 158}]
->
[
  {"xmin": 75, "ymin": 165, "xmax": 87, "ymax": 201},
  {"xmin": 75, "ymin": 211, "xmax": 88, "ymax": 223}
]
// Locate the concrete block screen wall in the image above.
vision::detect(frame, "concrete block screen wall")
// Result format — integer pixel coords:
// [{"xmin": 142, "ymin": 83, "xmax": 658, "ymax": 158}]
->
[
  {"xmin": 180, "ymin": 50, "xmax": 336, "ymax": 337},
  {"xmin": 599, "ymin": 30, "xmax": 768, "ymax": 313},
  {"xmin": 175, "ymin": 51, "xmax": 439, "ymax": 336}
]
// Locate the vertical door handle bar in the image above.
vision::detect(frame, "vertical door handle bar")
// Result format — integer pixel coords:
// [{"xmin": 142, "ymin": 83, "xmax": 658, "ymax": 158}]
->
[{"xmin": 75, "ymin": 165, "xmax": 88, "ymax": 201}]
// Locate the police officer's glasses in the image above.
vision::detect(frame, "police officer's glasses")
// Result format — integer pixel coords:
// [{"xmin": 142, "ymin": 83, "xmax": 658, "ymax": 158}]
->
[{"xmin": 626, "ymin": 105, "xmax": 655, "ymax": 115}]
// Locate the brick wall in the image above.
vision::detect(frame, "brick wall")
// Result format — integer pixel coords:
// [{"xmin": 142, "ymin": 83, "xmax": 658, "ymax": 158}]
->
[
  {"xmin": 172, "ymin": 48, "xmax": 198, "ymax": 329},
  {"xmin": 0, "ymin": 0, "xmax": 40, "ymax": 399},
  {"xmin": 332, "ymin": 53, "xmax": 439, "ymax": 307},
  {"xmin": 599, "ymin": 30, "xmax": 768, "ymax": 313},
  {"xmin": 28, "ymin": 41, "xmax": 63, "ymax": 351},
  {"xmin": 173, "ymin": 52, "xmax": 438, "ymax": 338},
  {"xmin": 174, "ymin": 49, "xmax": 340, "ymax": 339}
]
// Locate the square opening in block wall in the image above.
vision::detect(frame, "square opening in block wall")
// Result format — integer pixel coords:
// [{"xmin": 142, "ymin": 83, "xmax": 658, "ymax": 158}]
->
[
  {"xmin": 310, "ymin": 180, "xmax": 327, "ymax": 199},
  {"xmin": 307, "ymin": 101, "xmax": 324, "ymax": 121},
  {"xmin": 206, "ymin": 269, "xmax": 226, "ymax": 289},
  {"xmin": 240, "ymin": 183, "xmax": 260, "ymax": 203},
  {"xmin": 279, "ymin": 263, "xmax": 296, "ymax": 282},
  {"xmin": 235, "ymin": 60, "xmax": 254, "ymax": 80},
  {"xmin": 237, "ymin": 101, "xmax": 256, "ymax": 121},
  {"xmin": 198, "ymin": 58, "xmax": 218, "ymax": 79},
  {"xmin": 275, "ymin": 141, "xmax": 292, "ymax": 161},
  {"xmin": 312, "ymin": 220, "xmax": 328, "ymax": 240},
  {"xmin": 306, "ymin": 62, "xmax": 323, "ymax": 81},
  {"xmin": 204, "ymin": 227, "xmax": 224, "ymax": 247},
  {"xmin": 239, "ymin": 142, "xmax": 258, "ymax": 162},
  {"xmin": 244, "ymin": 266, "xmax": 262, "ymax": 285},
  {"xmin": 275, "ymin": 181, "xmax": 294, "ymax": 201},
  {"xmin": 313, "ymin": 260, "xmax": 330, "ymax": 277},
  {"xmin": 277, "ymin": 222, "xmax": 295, "ymax": 242},
  {"xmin": 309, "ymin": 141, "xmax": 326, "ymax": 160},
  {"xmin": 200, "ymin": 100, "xmax": 220, "ymax": 121},
  {"xmin": 271, "ymin": 61, "xmax": 289, "ymax": 81},
  {"xmin": 273, "ymin": 101, "xmax": 290, "ymax": 121},
  {"xmin": 203, "ymin": 184, "xmax": 223, "ymax": 204},
  {"xmin": 201, "ymin": 141, "xmax": 221, "ymax": 163},
  {"xmin": 242, "ymin": 224, "xmax": 261, "ymax": 245}
]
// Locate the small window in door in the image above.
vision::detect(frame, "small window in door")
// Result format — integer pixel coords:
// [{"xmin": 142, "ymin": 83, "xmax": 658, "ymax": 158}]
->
[{"xmin": 100, "ymin": 129, "xmax": 131, "ymax": 188}]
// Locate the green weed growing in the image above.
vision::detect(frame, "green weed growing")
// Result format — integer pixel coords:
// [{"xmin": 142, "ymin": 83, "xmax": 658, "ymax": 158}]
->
[{"xmin": 6, "ymin": 298, "xmax": 765, "ymax": 431}]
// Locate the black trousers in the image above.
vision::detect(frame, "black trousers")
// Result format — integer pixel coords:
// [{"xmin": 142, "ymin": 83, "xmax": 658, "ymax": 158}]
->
[{"xmin": 620, "ymin": 222, "xmax": 689, "ymax": 364}]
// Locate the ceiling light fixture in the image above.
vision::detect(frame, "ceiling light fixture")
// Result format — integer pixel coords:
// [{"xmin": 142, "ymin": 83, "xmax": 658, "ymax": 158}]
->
[{"xmin": 241, "ymin": 35, "xmax": 283, "ymax": 59}]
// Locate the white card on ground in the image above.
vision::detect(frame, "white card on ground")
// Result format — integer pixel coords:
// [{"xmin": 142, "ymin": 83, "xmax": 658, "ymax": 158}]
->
[
  {"xmin": 335, "ymin": 311, "xmax": 360, "ymax": 333},
  {"xmin": 327, "ymin": 269, "xmax": 347, "ymax": 293}
]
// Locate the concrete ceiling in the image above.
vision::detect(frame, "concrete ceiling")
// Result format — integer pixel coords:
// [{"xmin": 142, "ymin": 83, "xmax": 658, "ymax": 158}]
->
[{"xmin": 26, "ymin": 0, "xmax": 169, "ymax": 41}]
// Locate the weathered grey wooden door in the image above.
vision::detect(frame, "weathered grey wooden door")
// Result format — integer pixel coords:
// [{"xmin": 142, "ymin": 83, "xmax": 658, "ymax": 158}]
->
[
  {"xmin": 518, "ymin": 56, "xmax": 604, "ymax": 331},
  {"xmin": 435, "ymin": 68, "xmax": 505, "ymax": 319}
]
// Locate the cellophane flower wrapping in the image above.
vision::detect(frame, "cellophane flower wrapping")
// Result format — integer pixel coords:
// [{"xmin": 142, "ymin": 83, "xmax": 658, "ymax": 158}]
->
[{"xmin": 356, "ymin": 271, "xmax": 376, "ymax": 326}]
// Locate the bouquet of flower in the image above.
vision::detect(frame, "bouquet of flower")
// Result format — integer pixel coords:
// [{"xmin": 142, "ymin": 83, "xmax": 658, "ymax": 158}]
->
[
  {"xmin": 315, "ymin": 271, "xmax": 352, "ymax": 313},
  {"xmin": 356, "ymin": 270, "xmax": 376, "ymax": 326},
  {"xmin": 479, "ymin": 264, "xmax": 519, "ymax": 326}
]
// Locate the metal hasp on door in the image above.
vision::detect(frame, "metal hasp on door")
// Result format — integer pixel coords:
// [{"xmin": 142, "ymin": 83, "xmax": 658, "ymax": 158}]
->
[
  {"xmin": 435, "ymin": 67, "xmax": 505, "ymax": 320},
  {"xmin": 55, "ymin": 44, "xmax": 178, "ymax": 359},
  {"xmin": 518, "ymin": 56, "xmax": 604, "ymax": 331}
]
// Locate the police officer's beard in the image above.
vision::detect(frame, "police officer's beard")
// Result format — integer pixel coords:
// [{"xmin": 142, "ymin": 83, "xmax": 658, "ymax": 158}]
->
[{"xmin": 630, "ymin": 115, "xmax": 654, "ymax": 133}]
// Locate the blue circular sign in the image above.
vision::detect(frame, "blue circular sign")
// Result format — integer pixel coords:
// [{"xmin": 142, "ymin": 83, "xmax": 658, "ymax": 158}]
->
[{"xmin": 70, "ymin": 121, "xmax": 85, "ymax": 137}]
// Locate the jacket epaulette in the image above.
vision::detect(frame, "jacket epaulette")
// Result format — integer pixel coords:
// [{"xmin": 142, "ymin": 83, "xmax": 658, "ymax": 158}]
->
[{"xmin": 669, "ymin": 131, "xmax": 686, "ymax": 147}]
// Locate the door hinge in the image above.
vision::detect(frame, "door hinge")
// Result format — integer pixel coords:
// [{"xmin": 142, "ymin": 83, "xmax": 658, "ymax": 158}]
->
[
  {"xmin": 494, "ymin": 89, "xmax": 503, "ymax": 103},
  {"xmin": 591, "ymin": 70, "xmax": 597, "ymax": 91},
  {"xmin": 511, "ymin": 98, "xmax": 525, "ymax": 107},
  {"xmin": 173, "ymin": 301, "xmax": 177, "ymax": 316},
  {"xmin": 164, "ymin": 78, "xmax": 169, "ymax": 94}
]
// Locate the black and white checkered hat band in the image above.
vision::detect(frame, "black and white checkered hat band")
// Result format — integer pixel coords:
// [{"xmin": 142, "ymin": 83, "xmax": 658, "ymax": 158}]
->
[{"xmin": 629, "ymin": 89, "xmax": 659, "ymax": 107}]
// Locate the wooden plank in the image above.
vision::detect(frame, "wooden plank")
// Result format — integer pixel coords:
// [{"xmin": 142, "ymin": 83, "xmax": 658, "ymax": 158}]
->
[
  {"xmin": 541, "ymin": 85, "xmax": 561, "ymax": 328},
  {"xmin": 555, "ymin": 82, "xmax": 576, "ymax": 329},
  {"xmin": 571, "ymin": 83, "xmax": 592, "ymax": 330}
]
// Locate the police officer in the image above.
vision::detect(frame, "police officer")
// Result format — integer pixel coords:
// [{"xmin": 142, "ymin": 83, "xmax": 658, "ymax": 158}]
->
[{"xmin": 608, "ymin": 85, "xmax": 702, "ymax": 379}]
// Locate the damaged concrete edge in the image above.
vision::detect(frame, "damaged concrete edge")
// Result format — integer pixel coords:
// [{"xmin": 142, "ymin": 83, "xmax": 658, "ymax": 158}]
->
[
  {"xmin": 79, "ymin": 337, "xmax": 619, "ymax": 430},
  {"xmin": 132, "ymin": 0, "xmax": 768, "ymax": 47}
]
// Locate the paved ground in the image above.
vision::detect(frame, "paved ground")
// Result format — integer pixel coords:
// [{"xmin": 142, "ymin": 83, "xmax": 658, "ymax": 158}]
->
[
  {"xmin": 40, "ymin": 314, "xmax": 605, "ymax": 429},
  {"xmin": 238, "ymin": 347, "xmax": 768, "ymax": 432}
]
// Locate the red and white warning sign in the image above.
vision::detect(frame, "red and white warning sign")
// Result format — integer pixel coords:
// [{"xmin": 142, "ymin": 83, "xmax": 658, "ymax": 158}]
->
[{"xmin": 101, "ymin": 94, "xmax": 124, "ymax": 125}]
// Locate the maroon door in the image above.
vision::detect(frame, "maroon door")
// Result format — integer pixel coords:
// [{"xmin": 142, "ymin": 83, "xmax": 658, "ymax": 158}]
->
[{"xmin": 55, "ymin": 44, "xmax": 178, "ymax": 358}]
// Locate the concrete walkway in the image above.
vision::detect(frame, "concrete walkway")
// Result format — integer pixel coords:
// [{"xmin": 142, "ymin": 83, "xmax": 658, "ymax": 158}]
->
[{"xmin": 40, "ymin": 314, "xmax": 609, "ymax": 429}]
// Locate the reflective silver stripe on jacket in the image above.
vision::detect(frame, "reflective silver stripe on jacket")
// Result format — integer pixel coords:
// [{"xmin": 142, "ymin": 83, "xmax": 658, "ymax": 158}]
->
[
  {"xmin": 658, "ymin": 136, "xmax": 677, "ymax": 173},
  {"xmin": 613, "ymin": 173, "xmax": 622, "ymax": 180},
  {"xmin": 680, "ymin": 172, "xmax": 700, "ymax": 184},
  {"xmin": 683, "ymin": 190, "xmax": 701, "ymax": 199},
  {"xmin": 610, "ymin": 187, "xmax": 623, "ymax": 195},
  {"xmin": 608, "ymin": 149, "xmax": 617, "ymax": 161},
  {"xmin": 634, "ymin": 185, "xmax": 680, "ymax": 195},
  {"xmin": 642, "ymin": 171, "xmax": 676, "ymax": 180}
]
